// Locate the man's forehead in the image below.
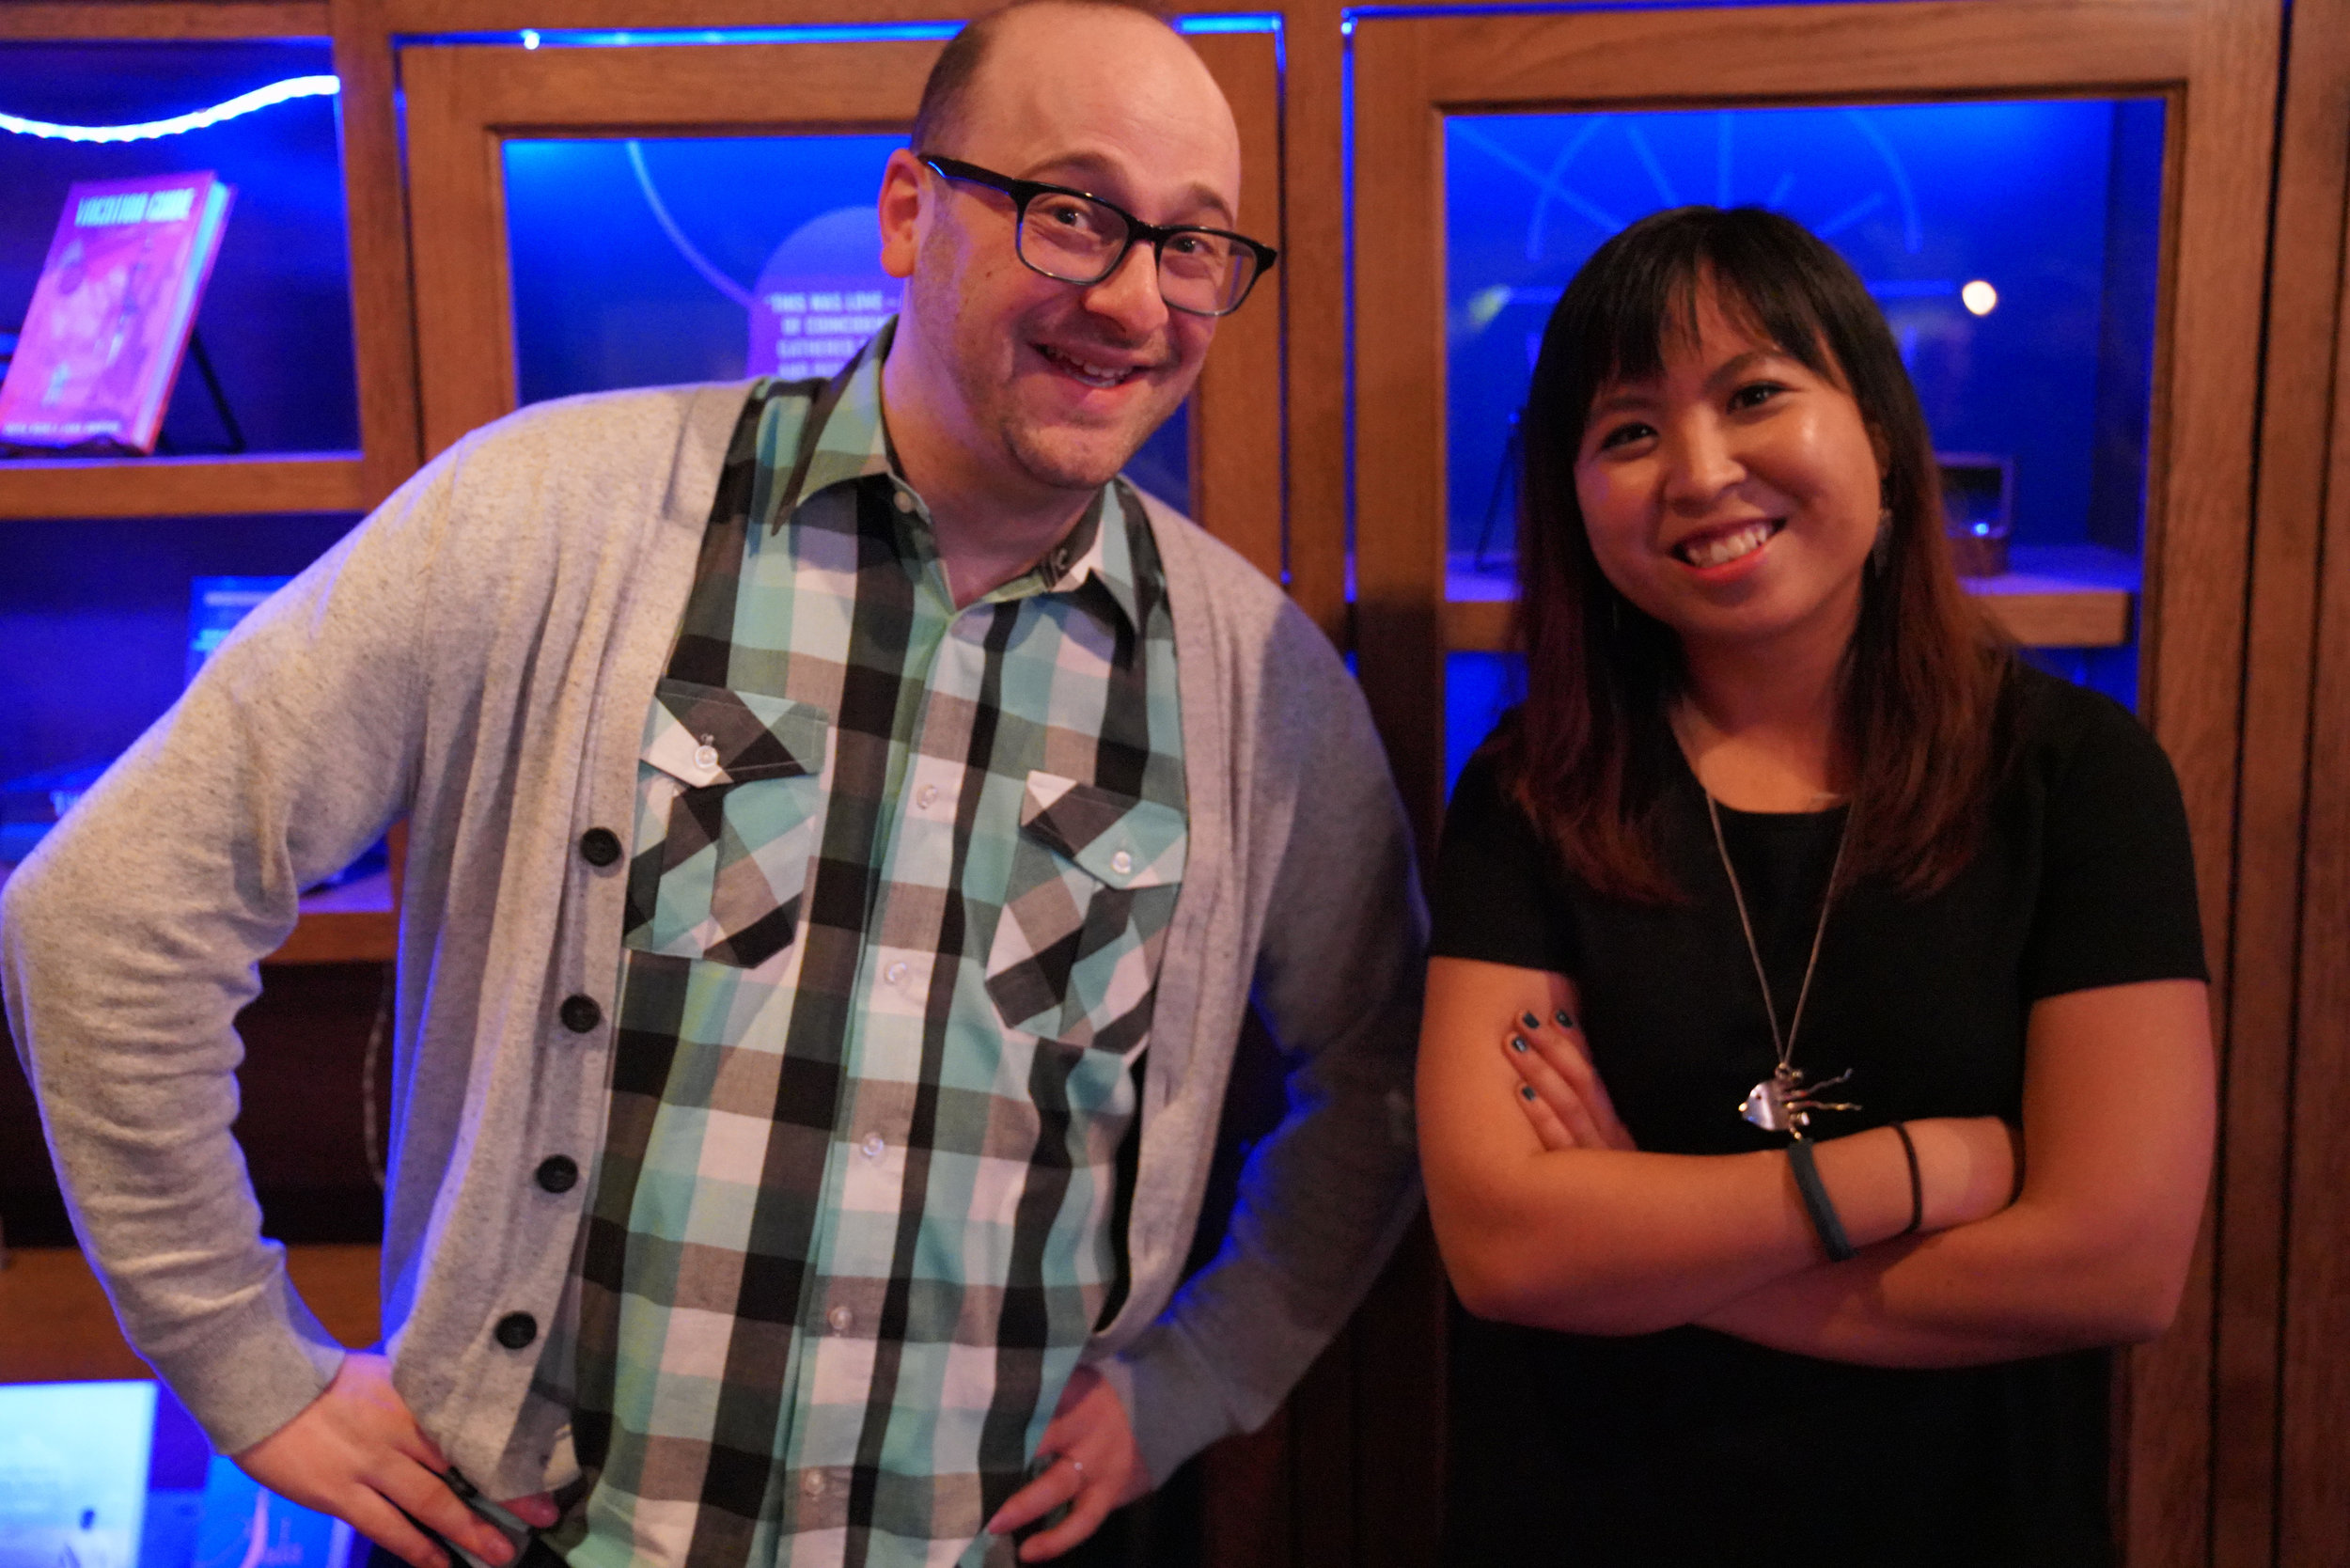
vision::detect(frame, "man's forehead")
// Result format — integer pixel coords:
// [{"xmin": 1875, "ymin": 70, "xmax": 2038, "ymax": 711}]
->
[{"xmin": 953, "ymin": 7, "xmax": 1243, "ymax": 208}]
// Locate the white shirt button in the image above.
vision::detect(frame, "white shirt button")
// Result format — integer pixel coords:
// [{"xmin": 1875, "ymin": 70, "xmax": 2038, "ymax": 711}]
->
[
  {"xmin": 1110, "ymin": 849, "xmax": 1134, "ymax": 876},
  {"xmin": 693, "ymin": 744, "xmax": 719, "ymax": 774},
  {"xmin": 828, "ymin": 1304, "xmax": 854, "ymax": 1333},
  {"xmin": 802, "ymin": 1470, "xmax": 826, "ymax": 1497},
  {"xmin": 861, "ymin": 1132, "xmax": 886, "ymax": 1160},
  {"xmin": 916, "ymin": 783, "xmax": 939, "ymax": 809},
  {"xmin": 885, "ymin": 959, "xmax": 909, "ymax": 985},
  {"xmin": 893, "ymin": 490, "xmax": 914, "ymax": 513}
]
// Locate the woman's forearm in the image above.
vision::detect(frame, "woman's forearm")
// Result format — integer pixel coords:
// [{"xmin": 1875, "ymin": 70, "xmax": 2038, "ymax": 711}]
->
[
  {"xmin": 1696, "ymin": 1205, "xmax": 2183, "ymax": 1366},
  {"xmin": 1423, "ymin": 958, "xmax": 2016, "ymax": 1332},
  {"xmin": 1438, "ymin": 1116, "xmax": 2013, "ymax": 1334},
  {"xmin": 1697, "ymin": 980, "xmax": 2215, "ymax": 1365}
]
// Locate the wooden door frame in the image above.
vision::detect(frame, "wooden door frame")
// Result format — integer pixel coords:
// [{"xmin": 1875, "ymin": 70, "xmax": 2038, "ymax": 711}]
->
[
  {"xmin": 397, "ymin": 29, "xmax": 1285, "ymax": 580},
  {"xmin": 2263, "ymin": 1, "xmax": 2350, "ymax": 1563},
  {"xmin": 1349, "ymin": 5, "xmax": 2280, "ymax": 1564}
]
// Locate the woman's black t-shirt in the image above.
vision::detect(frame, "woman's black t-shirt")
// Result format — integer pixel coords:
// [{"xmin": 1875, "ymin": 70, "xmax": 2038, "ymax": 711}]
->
[{"xmin": 1429, "ymin": 666, "xmax": 2206, "ymax": 1567}]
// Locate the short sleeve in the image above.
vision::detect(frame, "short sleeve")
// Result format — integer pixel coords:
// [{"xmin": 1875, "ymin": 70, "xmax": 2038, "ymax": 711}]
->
[
  {"xmin": 2022, "ymin": 689, "xmax": 2208, "ymax": 1000},
  {"xmin": 1428, "ymin": 749, "xmax": 1580, "ymax": 975}
]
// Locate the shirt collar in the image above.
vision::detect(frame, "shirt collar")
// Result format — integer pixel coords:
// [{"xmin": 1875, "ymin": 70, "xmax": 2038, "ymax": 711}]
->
[{"xmin": 758, "ymin": 318, "xmax": 1151, "ymax": 633}]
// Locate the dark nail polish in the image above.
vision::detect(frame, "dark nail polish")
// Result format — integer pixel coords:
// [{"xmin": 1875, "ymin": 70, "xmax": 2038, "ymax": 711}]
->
[
  {"xmin": 1520, "ymin": 1085, "xmax": 1538, "ymax": 1101},
  {"xmin": 1509, "ymin": 1035, "xmax": 1529, "ymax": 1053},
  {"xmin": 1555, "ymin": 1010, "xmax": 1575, "ymax": 1030},
  {"xmin": 1521, "ymin": 1011, "xmax": 1541, "ymax": 1029}
]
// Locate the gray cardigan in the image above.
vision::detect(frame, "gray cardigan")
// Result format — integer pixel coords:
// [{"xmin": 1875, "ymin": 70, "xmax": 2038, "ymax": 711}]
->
[{"xmin": 2, "ymin": 383, "xmax": 1425, "ymax": 1497}]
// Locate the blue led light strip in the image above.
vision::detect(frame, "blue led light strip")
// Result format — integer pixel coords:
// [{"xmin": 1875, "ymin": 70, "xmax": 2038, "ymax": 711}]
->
[{"xmin": 0, "ymin": 74, "xmax": 339, "ymax": 143}]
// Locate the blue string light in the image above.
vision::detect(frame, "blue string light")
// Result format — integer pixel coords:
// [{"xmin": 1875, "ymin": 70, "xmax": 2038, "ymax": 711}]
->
[{"xmin": 0, "ymin": 74, "xmax": 339, "ymax": 144}]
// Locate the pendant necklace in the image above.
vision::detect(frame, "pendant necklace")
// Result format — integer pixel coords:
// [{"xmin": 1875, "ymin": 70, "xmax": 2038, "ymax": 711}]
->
[{"xmin": 1704, "ymin": 792, "xmax": 1860, "ymax": 1139}]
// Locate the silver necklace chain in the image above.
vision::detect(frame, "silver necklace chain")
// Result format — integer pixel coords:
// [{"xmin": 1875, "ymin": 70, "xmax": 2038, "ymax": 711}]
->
[{"xmin": 1704, "ymin": 791, "xmax": 1858, "ymax": 1137}]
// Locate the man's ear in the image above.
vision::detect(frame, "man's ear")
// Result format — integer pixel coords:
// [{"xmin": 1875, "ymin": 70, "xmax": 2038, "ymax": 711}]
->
[{"xmin": 878, "ymin": 148, "xmax": 927, "ymax": 280}]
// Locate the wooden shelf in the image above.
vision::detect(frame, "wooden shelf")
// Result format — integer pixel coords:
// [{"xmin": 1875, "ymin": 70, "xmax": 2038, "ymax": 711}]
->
[
  {"xmin": 0, "ymin": 1244, "xmax": 380, "ymax": 1385},
  {"xmin": 0, "ymin": 4, "xmax": 329, "ymax": 41},
  {"xmin": 271, "ymin": 869, "xmax": 396, "ymax": 965},
  {"xmin": 1440, "ymin": 544, "xmax": 2139, "ymax": 652},
  {"xmin": 0, "ymin": 453, "xmax": 367, "ymax": 521}
]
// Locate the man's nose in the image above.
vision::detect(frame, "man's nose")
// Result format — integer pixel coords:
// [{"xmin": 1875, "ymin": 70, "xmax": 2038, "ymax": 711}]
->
[{"xmin": 1080, "ymin": 239, "xmax": 1171, "ymax": 337}]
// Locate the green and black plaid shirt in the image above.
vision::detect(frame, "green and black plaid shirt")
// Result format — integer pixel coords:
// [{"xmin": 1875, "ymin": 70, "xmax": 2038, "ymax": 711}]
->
[{"xmin": 545, "ymin": 325, "xmax": 1187, "ymax": 1568}]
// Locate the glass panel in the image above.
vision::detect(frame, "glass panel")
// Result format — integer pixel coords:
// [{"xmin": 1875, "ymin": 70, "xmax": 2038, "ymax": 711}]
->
[
  {"xmin": 0, "ymin": 512, "xmax": 359, "ymax": 872},
  {"xmin": 502, "ymin": 133, "xmax": 1196, "ymax": 513},
  {"xmin": 0, "ymin": 42, "xmax": 358, "ymax": 458},
  {"xmin": 1447, "ymin": 651, "xmax": 1527, "ymax": 799},
  {"xmin": 1445, "ymin": 100, "xmax": 2164, "ymax": 707}
]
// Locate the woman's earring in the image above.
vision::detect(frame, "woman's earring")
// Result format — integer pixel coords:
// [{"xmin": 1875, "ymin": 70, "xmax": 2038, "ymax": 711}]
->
[{"xmin": 1871, "ymin": 506, "xmax": 1893, "ymax": 575}]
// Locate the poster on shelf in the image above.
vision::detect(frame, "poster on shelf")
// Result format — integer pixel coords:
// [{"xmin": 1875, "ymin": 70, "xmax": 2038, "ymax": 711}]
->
[{"xmin": 0, "ymin": 173, "xmax": 235, "ymax": 454}]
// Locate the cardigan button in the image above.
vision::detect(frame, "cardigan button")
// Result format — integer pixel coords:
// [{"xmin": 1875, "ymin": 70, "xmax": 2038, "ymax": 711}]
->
[
  {"xmin": 494, "ymin": 1312, "xmax": 538, "ymax": 1350},
  {"xmin": 535, "ymin": 1155, "xmax": 579, "ymax": 1194},
  {"xmin": 559, "ymin": 995, "xmax": 602, "ymax": 1033},
  {"xmin": 578, "ymin": 827, "xmax": 622, "ymax": 868}
]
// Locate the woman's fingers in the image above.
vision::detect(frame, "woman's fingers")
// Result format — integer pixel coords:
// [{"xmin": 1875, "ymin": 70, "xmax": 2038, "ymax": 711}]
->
[
  {"xmin": 1504, "ymin": 1027, "xmax": 1603, "ymax": 1148},
  {"xmin": 1503, "ymin": 1008, "xmax": 1637, "ymax": 1152}
]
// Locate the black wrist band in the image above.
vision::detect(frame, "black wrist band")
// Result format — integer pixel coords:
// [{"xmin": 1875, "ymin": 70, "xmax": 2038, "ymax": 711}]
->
[
  {"xmin": 1891, "ymin": 1121, "xmax": 1924, "ymax": 1236},
  {"xmin": 1786, "ymin": 1137, "xmax": 1857, "ymax": 1262}
]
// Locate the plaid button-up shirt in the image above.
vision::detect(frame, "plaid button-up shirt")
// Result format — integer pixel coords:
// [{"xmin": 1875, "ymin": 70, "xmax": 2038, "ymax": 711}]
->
[{"xmin": 544, "ymin": 325, "xmax": 1187, "ymax": 1568}]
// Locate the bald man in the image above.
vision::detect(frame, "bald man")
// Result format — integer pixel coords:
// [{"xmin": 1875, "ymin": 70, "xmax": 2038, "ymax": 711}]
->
[{"xmin": 0, "ymin": 5, "xmax": 1423, "ymax": 1566}]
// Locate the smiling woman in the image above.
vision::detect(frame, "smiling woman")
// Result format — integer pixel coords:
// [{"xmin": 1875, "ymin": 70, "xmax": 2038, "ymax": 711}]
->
[{"xmin": 1417, "ymin": 207, "xmax": 2215, "ymax": 1565}]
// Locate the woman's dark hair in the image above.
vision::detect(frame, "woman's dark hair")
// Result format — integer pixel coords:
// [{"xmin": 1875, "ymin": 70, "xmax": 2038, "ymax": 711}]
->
[{"xmin": 1495, "ymin": 204, "xmax": 2017, "ymax": 902}]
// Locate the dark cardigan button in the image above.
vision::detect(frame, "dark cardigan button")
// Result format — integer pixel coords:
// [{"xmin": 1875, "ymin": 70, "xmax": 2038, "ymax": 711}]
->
[
  {"xmin": 535, "ymin": 1155, "xmax": 580, "ymax": 1194},
  {"xmin": 494, "ymin": 1312, "xmax": 538, "ymax": 1350},
  {"xmin": 558, "ymin": 995, "xmax": 603, "ymax": 1033},
  {"xmin": 578, "ymin": 827, "xmax": 622, "ymax": 868}
]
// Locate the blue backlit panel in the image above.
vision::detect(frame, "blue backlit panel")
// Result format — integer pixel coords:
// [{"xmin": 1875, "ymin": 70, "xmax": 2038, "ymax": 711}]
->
[
  {"xmin": 0, "ymin": 43, "xmax": 357, "ymax": 456},
  {"xmin": 505, "ymin": 134, "xmax": 903, "ymax": 401},
  {"xmin": 1445, "ymin": 100, "xmax": 2164, "ymax": 587}
]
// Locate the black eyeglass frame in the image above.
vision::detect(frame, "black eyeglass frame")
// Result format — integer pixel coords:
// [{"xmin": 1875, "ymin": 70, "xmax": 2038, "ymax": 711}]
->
[{"xmin": 921, "ymin": 154, "xmax": 1279, "ymax": 317}]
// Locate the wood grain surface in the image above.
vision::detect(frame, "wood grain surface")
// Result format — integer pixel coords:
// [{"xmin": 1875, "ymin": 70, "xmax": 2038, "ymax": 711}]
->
[
  {"xmin": 0, "ymin": 4, "xmax": 328, "ymax": 40},
  {"xmin": 0, "ymin": 455, "xmax": 366, "ymax": 519},
  {"xmin": 0, "ymin": 1245, "xmax": 381, "ymax": 1385}
]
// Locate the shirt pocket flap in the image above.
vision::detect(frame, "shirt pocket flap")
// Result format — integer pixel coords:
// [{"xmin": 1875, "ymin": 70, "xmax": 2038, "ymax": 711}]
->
[
  {"xmin": 1019, "ymin": 773, "xmax": 1186, "ymax": 888},
  {"xmin": 643, "ymin": 677, "xmax": 829, "ymax": 786}
]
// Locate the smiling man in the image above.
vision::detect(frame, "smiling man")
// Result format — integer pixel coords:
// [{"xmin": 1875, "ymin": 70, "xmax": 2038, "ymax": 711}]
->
[{"xmin": 1, "ymin": 4, "xmax": 1423, "ymax": 1568}]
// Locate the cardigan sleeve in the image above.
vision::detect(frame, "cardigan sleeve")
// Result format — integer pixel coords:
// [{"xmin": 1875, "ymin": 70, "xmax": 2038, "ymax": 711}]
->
[
  {"xmin": 1105, "ymin": 599, "xmax": 1428, "ymax": 1482},
  {"xmin": 0, "ymin": 453, "xmax": 455, "ymax": 1455}
]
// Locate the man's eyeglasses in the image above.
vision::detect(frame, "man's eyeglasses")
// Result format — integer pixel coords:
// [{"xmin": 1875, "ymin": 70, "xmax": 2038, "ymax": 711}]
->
[{"xmin": 922, "ymin": 155, "xmax": 1277, "ymax": 318}]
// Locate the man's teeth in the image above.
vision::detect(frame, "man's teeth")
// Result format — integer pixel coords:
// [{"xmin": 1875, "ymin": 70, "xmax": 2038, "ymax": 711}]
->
[
  {"xmin": 1042, "ymin": 345, "xmax": 1136, "ymax": 387},
  {"xmin": 1682, "ymin": 522, "xmax": 1776, "ymax": 569}
]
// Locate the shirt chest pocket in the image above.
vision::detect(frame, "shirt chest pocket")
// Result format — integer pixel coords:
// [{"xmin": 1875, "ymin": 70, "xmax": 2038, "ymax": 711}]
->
[
  {"xmin": 622, "ymin": 677, "xmax": 831, "ymax": 970},
  {"xmin": 985, "ymin": 771, "xmax": 1187, "ymax": 1054}
]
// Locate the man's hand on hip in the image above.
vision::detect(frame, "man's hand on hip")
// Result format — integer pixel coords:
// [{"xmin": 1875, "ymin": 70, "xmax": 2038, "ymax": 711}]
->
[
  {"xmin": 984, "ymin": 1363, "xmax": 1149, "ymax": 1562},
  {"xmin": 232, "ymin": 1352, "xmax": 554, "ymax": 1568}
]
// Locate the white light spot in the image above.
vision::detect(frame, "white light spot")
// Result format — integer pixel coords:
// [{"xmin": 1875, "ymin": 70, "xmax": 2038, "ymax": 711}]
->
[
  {"xmin": 522, "ymin": 28, "xmax": 540, "ymax": 48},
  {"xmin": 1961, "ymin": 280, "xmax": 1998, "ymax": 317}
]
